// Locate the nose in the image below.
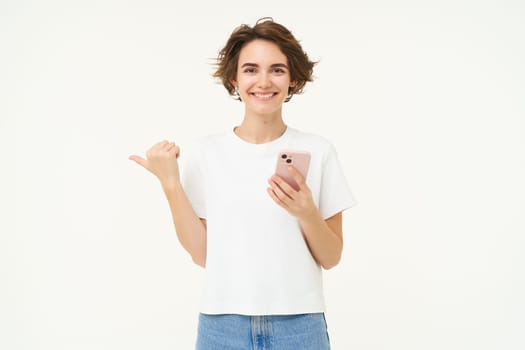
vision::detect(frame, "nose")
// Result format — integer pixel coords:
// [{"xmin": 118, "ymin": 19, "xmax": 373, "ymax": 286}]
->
[{"xmin": 257, "ymin": 72, "xmax": 271, "ymax": 89}]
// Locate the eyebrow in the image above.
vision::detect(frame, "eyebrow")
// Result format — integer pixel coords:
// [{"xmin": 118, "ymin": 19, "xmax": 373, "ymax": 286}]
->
[{"xmin": 241, "ymin": 63, "xmax": 289, "ymax": 69}]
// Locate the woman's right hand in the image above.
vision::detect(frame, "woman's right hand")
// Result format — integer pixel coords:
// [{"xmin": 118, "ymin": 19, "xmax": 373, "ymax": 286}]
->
[{"xmin": 129, "ymin": 141, "xmax": 181, "ymax": 188}]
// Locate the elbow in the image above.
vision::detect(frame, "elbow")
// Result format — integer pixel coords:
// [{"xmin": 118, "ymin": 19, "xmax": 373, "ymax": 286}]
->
[
  {"xmin": 183, "ymin": 239, "xmax": 206, "ymax": 268},
  {"xmin": 321, "ymin": 259, "xmax": 340, "ymax": 270},
  {"xmin": 191, "ymin": 251, "xmax": 206, "ymax": 268},
  {"xmin": 321, "ymin": 238, "xmax": 344, "ymax": 270},
  {"xmin": 320, "ymin": 253, "xmax": 342, "ymax": 270}
]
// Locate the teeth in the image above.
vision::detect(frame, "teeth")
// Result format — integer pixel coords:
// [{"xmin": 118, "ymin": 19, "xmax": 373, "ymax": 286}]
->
[{"xmin": 253, "ymin": 93, "xmax": 274, "ymax": 98}]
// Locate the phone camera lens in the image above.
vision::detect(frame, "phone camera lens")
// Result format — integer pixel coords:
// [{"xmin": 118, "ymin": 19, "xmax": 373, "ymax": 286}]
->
[
  {"xmin": 281, "ymin": 154, "xmax": 287, "ymax": 159},
  {"xmin": 286, "ymin": 159, "xmax": 292, "ymax": 164}
]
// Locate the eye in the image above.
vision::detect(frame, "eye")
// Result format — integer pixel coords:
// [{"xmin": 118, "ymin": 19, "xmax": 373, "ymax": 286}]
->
[
  {"xmin": 243, "ymin": 68, "xmax": 256, "ymax": 73},
  {"xmin": 272, "ymin": 68, "xmax": 286, "ymax": 74}
]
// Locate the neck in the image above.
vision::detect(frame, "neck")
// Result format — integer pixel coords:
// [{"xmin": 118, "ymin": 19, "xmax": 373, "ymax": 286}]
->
[{"xmin": 234, "ymin": 112, "xmax": 287, "ymax": 144}]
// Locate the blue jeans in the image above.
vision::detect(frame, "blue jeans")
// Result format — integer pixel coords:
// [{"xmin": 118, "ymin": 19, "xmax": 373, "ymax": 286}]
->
[{"xmin": 196, "ymin": 313, "xmax": 331, "ymax": 350}]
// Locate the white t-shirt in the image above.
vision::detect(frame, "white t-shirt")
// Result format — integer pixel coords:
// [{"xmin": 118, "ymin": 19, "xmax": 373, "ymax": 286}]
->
[{"xmin": 181, "ymin": 127, "xmax": 356, "ymax": 315}]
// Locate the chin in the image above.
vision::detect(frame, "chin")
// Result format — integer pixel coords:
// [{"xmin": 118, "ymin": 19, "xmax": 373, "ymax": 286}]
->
[{"xmin": 248, "ymin": 104, "xmax": 282, "ymax": 115}]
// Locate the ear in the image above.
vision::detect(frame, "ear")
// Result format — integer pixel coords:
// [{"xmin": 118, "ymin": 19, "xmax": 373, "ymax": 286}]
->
[{"xmin": 289, "ymin": 81, "xmax": 297, "ymax": 88}]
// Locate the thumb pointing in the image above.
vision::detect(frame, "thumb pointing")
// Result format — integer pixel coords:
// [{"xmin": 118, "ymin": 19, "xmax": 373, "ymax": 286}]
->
[{"xmin": 129, "ymin": 155, "xmax": 147, "ymax": 169}]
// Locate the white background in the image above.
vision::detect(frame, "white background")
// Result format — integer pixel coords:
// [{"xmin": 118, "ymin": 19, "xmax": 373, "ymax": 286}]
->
[{"xmin": 1, "ymin": 0, "xmax": 524, "ymax": 349}]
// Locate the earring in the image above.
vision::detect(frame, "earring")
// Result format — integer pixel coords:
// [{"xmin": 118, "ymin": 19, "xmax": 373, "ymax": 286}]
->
[{"xmin": 233, "ymin": 87, "xmax": 242, "ymax": 101}]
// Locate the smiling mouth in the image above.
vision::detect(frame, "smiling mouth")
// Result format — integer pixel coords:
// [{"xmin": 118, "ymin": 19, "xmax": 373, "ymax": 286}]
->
[{"xmin": 250, "ymin": 92, "xmax": 277, "ymax": 100}]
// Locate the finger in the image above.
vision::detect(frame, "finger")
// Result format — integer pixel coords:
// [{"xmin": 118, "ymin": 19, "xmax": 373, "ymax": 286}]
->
[
  {"xmin": 165, "ymin": 140, "xmax": 179, "ymax": 150},
  {"xmin": 173, "ymin": 145, "xmax": 181, "ymax": 159},
  {"xmin": 287, "ymin": 166, "xmax": 307, "ymax": 190},
  {"xmin": 154, "ymin": 140, "xmax": 170, "ymax": 150},
  {"xmin": 166, "ymin": 143, "xmax": 181, "ymax": 158},
  {"xmin": 165, "ymin": 142, "xmax": 174, "ymax": 151},
  {"xmin": 269, "ymin": 175, "xmax": 296, "ymax": 198},
  {"xmin": 268, "ymin": 178, "xmax": 293, "ymax": 202},
  {"xmin": 267, "ymin": 187, "xmax": 287, "ymax": 208},
  {"xmin": 129, "ymin": 155, "xmax": 148, "ymax": 168},
  {"xmin": 149, "ymin": 140, "xmax": 169, "ymax": 154}
]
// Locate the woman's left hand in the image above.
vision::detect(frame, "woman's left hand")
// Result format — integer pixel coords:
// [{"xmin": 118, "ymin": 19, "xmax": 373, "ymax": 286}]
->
[{"xmin": 267, "ymin": 166, "xmax": 317, "ymax": 220}]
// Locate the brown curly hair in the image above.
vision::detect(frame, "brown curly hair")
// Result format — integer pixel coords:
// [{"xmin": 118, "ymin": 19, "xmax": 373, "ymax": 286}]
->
[{"xmin": 213, "ymin": 17, "xmax": 317, "ymax": 102}]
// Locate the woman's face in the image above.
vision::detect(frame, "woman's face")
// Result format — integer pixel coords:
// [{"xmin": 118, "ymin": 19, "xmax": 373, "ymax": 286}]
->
[{"xmin": 233, "ymin": 39, "xmax": 295, "ymax": 116}]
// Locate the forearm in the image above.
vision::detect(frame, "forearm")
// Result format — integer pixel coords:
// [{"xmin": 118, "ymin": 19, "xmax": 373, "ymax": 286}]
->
[
  {"xmin": 299, "ymin": 211, "xmax": 343, "ymax": 270},
  {"xmin": 162, "ymin": 182, "xmax": 206, "ymax": 267}
]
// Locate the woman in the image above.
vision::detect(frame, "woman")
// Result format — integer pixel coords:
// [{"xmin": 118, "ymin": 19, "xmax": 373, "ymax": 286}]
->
[{"xmin": 130, "ymin": 17, "xmax": 356, "ymax": 350}]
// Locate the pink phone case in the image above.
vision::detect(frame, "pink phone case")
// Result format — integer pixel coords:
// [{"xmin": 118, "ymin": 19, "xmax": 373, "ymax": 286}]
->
[{"xmin": 275, "ymin": 150, "xmax": 311, "ymax": 191}]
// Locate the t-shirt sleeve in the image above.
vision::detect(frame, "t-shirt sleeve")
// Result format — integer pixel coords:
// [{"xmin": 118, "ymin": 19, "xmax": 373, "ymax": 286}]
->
[
  {"xmin": 180, "ymin": 143, "xmax": 207, "ymax": 219},
  {"xmin": 318, "ymin": 143, "xmax": 357, "ymax": 219}
]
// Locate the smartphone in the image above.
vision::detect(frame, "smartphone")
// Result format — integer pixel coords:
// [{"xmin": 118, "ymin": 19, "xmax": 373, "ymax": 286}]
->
[{"xmin": 275, "ymin": 150, "xmax": 311, "ymax": 191}]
